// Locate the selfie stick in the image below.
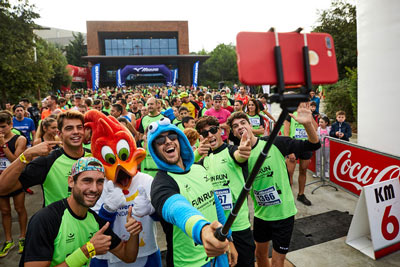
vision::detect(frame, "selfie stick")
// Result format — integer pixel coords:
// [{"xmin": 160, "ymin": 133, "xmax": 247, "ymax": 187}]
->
[{"xmin": 214, "ymin": 29, "xmax": 311, "ymax": 241}]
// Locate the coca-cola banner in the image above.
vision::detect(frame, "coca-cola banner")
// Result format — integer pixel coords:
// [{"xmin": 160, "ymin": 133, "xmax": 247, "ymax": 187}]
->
[{"xmin": 330, "ymin": 138, "xmax": 400, "ymax": 196}]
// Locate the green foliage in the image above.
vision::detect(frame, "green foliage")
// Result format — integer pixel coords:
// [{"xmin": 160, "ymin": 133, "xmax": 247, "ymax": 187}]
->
[
  {"xmin": 323, "ymin": 68, "xmax": 357, "ymax": 122},
  {"xmin": 197, "ymin": 44, "xmax": 239, "ymax": 88},
  {"xmin": 64, "ymin": 32, "xmax": 87, "ymax": 67},
  {"xmin": 313, "ymin": 0, "xmax": 356, "ymax": 79},
  {"xmin": 0, "ymin": 0, "xmax": 71, "ymax": 106},
  {"xmin": 0, "ymin": 0, "xmax": 39, "ymax": 105}
]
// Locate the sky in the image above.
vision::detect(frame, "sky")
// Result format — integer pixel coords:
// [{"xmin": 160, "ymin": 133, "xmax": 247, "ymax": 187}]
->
[{"xmin": 28, "ymin": 0, "xmax": 335, "ymax": 52}]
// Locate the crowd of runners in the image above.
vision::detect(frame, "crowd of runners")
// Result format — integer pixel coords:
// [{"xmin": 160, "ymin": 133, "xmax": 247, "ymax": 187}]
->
[{"xmin": 0, "ymin": 84, "xmax": 352, "ymax": 266}]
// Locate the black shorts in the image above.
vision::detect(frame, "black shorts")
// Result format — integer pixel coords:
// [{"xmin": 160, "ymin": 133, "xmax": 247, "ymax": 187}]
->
[
  {"xmin": 232, "ymin": 227, "xmax": 255, "ymax": 267},
  {"xmin": 0, "ymin": 188, "xmax": 24, "ymax": 198},
  {"xmin": 295, "ymin": 150, "xmax": 313, "ymax": 160},
  {"xmin": 253, "ymin": 216, "xmax": 295, "ymax": 254}
]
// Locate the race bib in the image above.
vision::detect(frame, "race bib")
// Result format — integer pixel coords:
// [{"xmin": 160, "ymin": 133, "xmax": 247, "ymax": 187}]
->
[
  {"xmin": 215, "ymin": 188, "xmax": 233, "ymax": 210},
  {"xmin": 0, "ymin": 158, "xmax": 11, "ymax": 171},
  {"xmin": 253, "ymin": 186, "xmax": 281, "ymax": 206},
  {"xmin": 294, "ymin": 128, "xmax": 307, "ymax": 139},
  {"xmin": 249, "ymin": 117, "xmax": 260, "ymax": 126}
]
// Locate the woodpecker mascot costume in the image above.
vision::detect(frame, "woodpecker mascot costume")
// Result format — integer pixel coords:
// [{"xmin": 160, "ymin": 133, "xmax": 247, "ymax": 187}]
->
[{"xmin": 85, "ymin": 110, "xmax": 162, "ymax": 267}]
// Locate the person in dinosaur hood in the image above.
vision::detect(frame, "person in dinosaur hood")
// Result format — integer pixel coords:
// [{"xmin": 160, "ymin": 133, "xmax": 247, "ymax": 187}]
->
[
  {"xmin": 148, "ymin": 117, "xmax": 237, "ymax": 267},
  {"xmin": 84, "ymin": 110, "xmax": 162, "ymax": 267}
]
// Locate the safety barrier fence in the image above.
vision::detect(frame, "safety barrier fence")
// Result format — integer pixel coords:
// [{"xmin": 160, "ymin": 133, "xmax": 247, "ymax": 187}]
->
[{"xmin": 306, "ymin": 136, "xmax": 400, "ymax": 196}]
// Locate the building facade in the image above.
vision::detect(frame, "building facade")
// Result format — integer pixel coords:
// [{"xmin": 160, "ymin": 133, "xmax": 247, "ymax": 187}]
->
[{"xmin": 84, "ymin": 21, "xmax": 209, "ymax": 86}]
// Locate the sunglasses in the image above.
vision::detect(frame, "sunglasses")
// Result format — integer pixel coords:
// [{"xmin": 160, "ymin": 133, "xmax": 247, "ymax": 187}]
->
[
  {"xmin": 154, "ymin": 133, "xmax": 178, "ymax": 145},
  {"xmin": 200, "ymin": 126, "xmax": 219, "ymax": 138}
]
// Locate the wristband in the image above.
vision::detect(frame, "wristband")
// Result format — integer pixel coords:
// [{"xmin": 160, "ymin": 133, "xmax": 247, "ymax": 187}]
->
[
  {"xmin": 65, "ymin": 247, "xmax": 89, "ymax": 266},
  {"xmin": 86, "ymin": 241, "xmax": 96, "ymax": 258},
  {"xmin": 19, "ymin": 153, "xmax": 30, "ymax": 164}
]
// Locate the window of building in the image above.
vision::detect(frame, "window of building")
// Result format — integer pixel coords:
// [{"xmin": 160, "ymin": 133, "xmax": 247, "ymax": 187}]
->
[{"xmin": 104, "ymin": 38, "xmax": 178, "ymax": 56}]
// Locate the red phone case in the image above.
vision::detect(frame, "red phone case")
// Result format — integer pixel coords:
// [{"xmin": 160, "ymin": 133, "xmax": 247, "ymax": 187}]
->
[{"xmin": 236, "ymin": 31, "xmax": 338, "ymax": 85}]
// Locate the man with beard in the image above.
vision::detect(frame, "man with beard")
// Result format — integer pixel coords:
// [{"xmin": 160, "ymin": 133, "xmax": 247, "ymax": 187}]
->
[
  {"xmin": 0, "ymin": 110, "xmax": 91, "ymax": 207},
  {"xmin": 138, "ymin": 97, "xmax": 164, "ymax": 140},
  {"xmin": 20, "ymin": 157, "xmax": 142, "ymax": 266},
  {"xmin": 148, "ymin": 118, "xmax": 237, "ymax": 267}
]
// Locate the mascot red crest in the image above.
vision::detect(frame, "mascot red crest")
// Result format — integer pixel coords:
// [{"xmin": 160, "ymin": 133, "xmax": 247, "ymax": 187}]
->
[{"xmin": 84, "ymin": 110, "xmax": 146, "ymax": 194}]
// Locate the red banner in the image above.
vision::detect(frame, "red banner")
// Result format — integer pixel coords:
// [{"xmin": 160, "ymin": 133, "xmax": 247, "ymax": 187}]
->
[
  {"xmin": 329, "ymin": 139, "xmax": 400, "ymax": 196},
  {"xmin": 66, "ymin": 64, "xmax": 92, "ymax": 89}
]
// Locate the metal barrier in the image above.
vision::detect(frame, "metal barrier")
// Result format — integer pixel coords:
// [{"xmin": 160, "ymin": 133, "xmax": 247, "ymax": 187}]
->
[{"xmin": 306, "ymin": 136, "xmax": 338, "ymax": 194}]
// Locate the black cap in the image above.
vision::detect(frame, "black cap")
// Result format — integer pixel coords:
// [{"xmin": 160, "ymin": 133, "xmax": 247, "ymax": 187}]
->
[
  {"xmin": 213, "ymin": 95, "xmax": 222, "ymax": 101},
  {"xmin": 74, "ymin": 93, "xmax": 82, "ymax": 99}
]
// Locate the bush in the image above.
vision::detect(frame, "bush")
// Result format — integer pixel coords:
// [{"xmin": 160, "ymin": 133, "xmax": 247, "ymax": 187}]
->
[{"xmin": 323, "ymin": 68, "xmax": 357, "ymax": 123}]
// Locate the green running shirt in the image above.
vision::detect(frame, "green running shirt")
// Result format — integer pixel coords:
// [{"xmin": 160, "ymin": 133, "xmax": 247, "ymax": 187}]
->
[
  {"xmin": 249, "ymin": 138, "xmax": 298, "ymax": 221},
  {"xmin": 19, "ymin": 148, "xmax": 92, "ymax": 206},
  {"xmin": 21, "ymin": 198, "xmax": 120, "ymax": 266},
  {"xmin": 201, "ymin": 143, "xmax": 251, "ymax": 231}
]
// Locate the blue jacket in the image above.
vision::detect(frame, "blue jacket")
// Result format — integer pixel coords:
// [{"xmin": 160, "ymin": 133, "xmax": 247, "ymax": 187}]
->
[{"xmin": 329, "ymin": 121, "xmax": 352, "ymax": 141}]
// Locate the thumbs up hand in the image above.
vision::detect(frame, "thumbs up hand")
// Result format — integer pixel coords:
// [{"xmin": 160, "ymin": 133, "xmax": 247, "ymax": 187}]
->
[
  {"xmin": 103, "ymin": 180, "xmax": 126, "ymax": 212},
  {"xmin": 125, "ymin": 206, "xmax": 142, "ymax": 236},
  {"xmin": 237, "ymin": 130, "xmax": 252, "ymax": 160},
  {"xmin": 132, "ymin": 186, "xmax": 155, "ymax": 217},
  {"xmin": 196, "ymin": 135, "xmax": 211, "ymax": 156},
  {"xmin": 90, "ymin": 222, "xmax": 112, "ymax": 255}
]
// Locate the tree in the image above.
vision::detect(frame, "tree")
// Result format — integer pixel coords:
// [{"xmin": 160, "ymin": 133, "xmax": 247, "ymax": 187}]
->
[
  {"xmin": 198, "ymin": 44, "xmax": 239, "ymax": 88},
  {"xmin": 0, "ymin": 1, "xmax": 71, "ymax": 106},
  {"xmin": 0, "ymin": 0, "xmax": 39, "ymax": 106},
  {"xmin": 64, "ymin": 32, "xmax": 87, "ymax": 67},
  {"xmin": 313, "ymin": 0, "xmax": 357, "ymax": 79}
]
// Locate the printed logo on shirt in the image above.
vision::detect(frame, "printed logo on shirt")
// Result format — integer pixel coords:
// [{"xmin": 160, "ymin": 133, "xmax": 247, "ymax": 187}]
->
[
  {"xmin": 221, "ymin": 158, "xmax": 228, "ymax": 164},
  {"xmin": 191, "ymin": 190, "xmax": 214, "ymax": 210},
  {"xmin": 184, "ymin": 184, "xmax": 191, "ymax": 192},
  {"xmin": 258, "ymin": 166, "xmax": 274, "ymax": 178},
  {"xmin": 66, "ymin": 232, "xmax": 75, "ymax": 243}
]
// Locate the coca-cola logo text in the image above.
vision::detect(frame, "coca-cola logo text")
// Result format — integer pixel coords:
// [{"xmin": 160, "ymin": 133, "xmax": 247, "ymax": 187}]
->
[{"xmin": 333, "ymin": 150, "xmax": 400, "ymax": 192}]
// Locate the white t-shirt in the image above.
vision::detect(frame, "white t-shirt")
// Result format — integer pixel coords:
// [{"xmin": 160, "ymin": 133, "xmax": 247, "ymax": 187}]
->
[{"xmin": 93, "ymin": 172, "xmax": 158, "ymax": 265}]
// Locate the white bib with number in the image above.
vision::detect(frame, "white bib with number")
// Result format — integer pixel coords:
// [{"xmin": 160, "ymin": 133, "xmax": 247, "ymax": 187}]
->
[
  {"xmin": 0, "ymin": 158, "xmax": 11, "ymax": 171},
  {"xmin": 249, "ymin": 117, "xmax": 260, "ymax": 126},
  {"xmin": 294, "ymin": 128, "xmax": 307, "ymax": 139},
  {"xmin": 215, "ymin": 188, "xmax": 233, "ymax": 210},
  {"xmin": 253, "ymin": 186, "xmax": 282, "ymax": 206}
]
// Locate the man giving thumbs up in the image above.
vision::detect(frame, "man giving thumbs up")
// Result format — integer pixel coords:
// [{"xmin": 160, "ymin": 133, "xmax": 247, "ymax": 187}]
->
[
  {"xmin": 195, "ymin": 116, "xmax": 254, "ymax": 267},
  {"xmin": 20, "ymin": 157, "xmax": 141, "ymax": 267}
]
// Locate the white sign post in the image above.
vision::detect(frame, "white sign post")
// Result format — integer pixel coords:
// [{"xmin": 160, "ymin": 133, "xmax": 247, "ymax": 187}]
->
[{"xmin": 346, "ymin": 179, "xmax": 400, "ymax": 259}]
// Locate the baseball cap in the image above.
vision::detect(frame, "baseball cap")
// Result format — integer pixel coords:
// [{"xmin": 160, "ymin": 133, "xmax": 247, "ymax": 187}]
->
[
  {"xmin": 179, "ymin": 92, "xmax": 189, "ymax": 98},
  {"xmin": 71, "ymin": 157, "xmax": 105, "ymax": 177},
  {"xmin": 213, "ymin": 95, "xmax": 222, "ymax": 101},
  {"xmin": 74, "ymin": 93, "xmax": 82, "ymax": 99}
]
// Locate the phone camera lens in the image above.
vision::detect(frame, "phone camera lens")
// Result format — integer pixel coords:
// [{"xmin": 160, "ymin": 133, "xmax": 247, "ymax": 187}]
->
[{"xmin": 325, "ymin": 37, "xmax": 332, "ymax": 49}]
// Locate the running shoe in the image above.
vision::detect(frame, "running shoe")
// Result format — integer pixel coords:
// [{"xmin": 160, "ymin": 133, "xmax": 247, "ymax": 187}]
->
[
  {"xmin": 0, "ymin": 240, "xmax": 15, "ymax": 257},
  {"xmin": 18, "ymin": 238, "xmax": 25, "ymax": 254},
  {"xmin": 297, "ymin": 194, "xmax": 312, "ymax": 206}
]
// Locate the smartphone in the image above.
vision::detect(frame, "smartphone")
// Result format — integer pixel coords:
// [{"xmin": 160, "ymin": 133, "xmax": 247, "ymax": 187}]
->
[{"xmin": 236, "ymin": 31, "xmax": 338, "ymax": 85}]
